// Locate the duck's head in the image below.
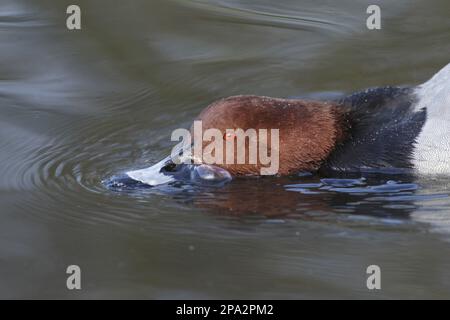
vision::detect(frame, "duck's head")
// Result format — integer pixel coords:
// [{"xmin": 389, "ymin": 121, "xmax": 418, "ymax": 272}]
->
[
  {"xmin": 126, "ymin": 95, "xmax": 347, "ymax": 187},
  {"xmin": 189, "ymin": 95, "xmax": 346, "ymax": 176}
]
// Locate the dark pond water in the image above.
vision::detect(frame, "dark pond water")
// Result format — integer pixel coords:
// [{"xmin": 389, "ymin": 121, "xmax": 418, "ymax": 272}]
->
[{"xmin": 1, "ymin": 0, "xmax": 450, "ymax": 299}]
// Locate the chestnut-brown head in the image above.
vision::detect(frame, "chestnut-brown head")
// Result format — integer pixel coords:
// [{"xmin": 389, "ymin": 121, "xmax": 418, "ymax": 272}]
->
[{"xmin": 191, "ymin": 95, "xmax": 346, "ymax": 176}]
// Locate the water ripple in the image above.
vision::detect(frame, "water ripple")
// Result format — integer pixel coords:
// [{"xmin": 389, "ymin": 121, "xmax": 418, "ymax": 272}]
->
[{"xmin": 176, "ymin": 0, "xmax": 352, "ymax": 35}]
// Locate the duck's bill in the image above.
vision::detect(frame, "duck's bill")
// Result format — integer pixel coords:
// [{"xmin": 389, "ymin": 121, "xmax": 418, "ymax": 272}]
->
[{"xmin": 123, "ymin": 153, "xmax": 232, "ymax": 187}]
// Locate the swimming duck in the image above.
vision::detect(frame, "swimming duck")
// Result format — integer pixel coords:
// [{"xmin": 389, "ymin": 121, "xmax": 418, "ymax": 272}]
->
[{"xmin": 123, "ymin": 62, "xmax": 450, "ymax": 186}]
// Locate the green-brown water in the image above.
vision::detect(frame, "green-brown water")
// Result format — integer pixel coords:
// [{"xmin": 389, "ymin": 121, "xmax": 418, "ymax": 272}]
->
[{"xmin": 1, "ymin": 0, "xmax": 450, "ymax": 299}]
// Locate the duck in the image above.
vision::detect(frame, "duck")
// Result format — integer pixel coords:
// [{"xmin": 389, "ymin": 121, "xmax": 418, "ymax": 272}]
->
[{"xmin": 122, "ymin": 62, "xmax": 450, "ymax": 186}]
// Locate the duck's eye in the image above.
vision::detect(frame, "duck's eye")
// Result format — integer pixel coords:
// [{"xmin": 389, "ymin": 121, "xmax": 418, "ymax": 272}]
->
[{"xmin": 223, "ymin": 132, "xmax": 236, "ymax": 141}]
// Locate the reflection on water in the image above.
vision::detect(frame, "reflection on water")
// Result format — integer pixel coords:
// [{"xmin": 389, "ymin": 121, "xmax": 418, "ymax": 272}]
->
[{"xmin": 1, "ymin": 0, "xmax": 450, "ymax": 299}]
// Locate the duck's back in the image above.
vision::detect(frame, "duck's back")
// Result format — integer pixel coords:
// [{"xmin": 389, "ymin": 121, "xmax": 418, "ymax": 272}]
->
[{"xmin": 321, "ymin": 63, "xmax": 450, "ymax": 175}]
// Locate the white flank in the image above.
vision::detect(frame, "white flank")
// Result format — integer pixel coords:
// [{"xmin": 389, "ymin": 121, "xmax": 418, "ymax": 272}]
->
[{"xmin": 412, "ymin": 62, "xmax": 450, "ymax": 174}]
